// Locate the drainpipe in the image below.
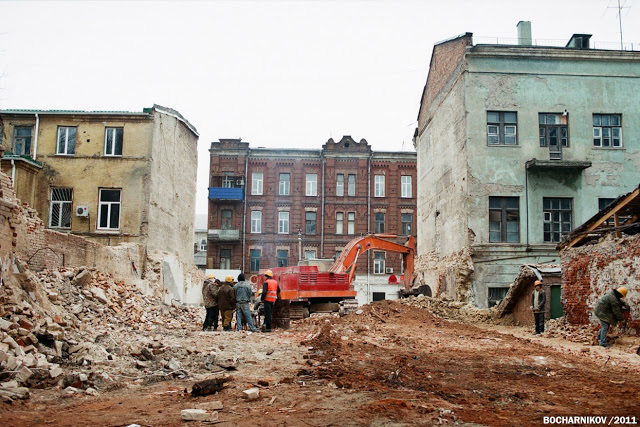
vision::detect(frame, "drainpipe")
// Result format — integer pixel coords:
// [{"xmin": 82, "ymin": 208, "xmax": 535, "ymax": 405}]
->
[
  {"xmin": 10, "ymin": 159, "xmax": 15, "ymax": 187},
  {"xmin": 525, "ymin": 163, "xmax": 530, "ymax": 248},
  {"xmin": 242, "ymin": 150, "xmax": 249, "ymax": 272},
  {"xmin": 320, "ymin": 151, "xmax": 326, "ymax": 256},
  {"xmin": 366, "ymin": 152, "xmax": 373, "ymax": 303},
  {"xmin": 33, "ymin": 113, "xmax": 40, "ymax": 161}
]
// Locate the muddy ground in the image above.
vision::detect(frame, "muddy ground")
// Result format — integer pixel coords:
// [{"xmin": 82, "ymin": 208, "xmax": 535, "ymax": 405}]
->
[{"xmin": 2, "ymin": 300, "xmax": 639, "ymax": 426}]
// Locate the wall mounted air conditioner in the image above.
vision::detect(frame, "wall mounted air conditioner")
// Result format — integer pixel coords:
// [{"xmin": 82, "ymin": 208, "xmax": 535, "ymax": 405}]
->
[
  {"xmin": 385, "ymin": 268, "xmax": 394, "ymax": 274},
  {"xmin": 76, "ymin": 206, "xmax": 89, "ymax": 217}
]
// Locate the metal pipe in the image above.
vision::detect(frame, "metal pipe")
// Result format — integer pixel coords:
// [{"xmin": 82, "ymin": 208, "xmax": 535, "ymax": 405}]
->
[
  {"xmin": 366, "ymin": 153, "xmax": 373, "ymax": 303},
  {"xmin": 525, "ymin": 163, "xmax": 530, "ymax": 248},
  {"xmin": 10, "ymin": 159, "xmax": 15, "ymax": 187},
  {"xmin": 320, "ymin": 151, "xmax": 325, "ymax": 256},
  {"xmin": 33, "ymin": 113, "xmax": 40, "ymax": 161},
  {"xmin": 242, "ymin": 150, "xmax": 249, "ymax": 272}
]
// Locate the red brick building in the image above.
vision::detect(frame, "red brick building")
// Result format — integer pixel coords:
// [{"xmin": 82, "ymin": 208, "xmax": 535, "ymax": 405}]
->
[{"xmin": 206, "ymin": 136, "xmax": 417, "ymax": 283}]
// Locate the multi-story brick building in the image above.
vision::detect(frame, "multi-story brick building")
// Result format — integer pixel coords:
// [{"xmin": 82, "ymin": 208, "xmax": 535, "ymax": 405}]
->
[{"xmin": 207, "ymin": 136, "xmax": 417, "ymax": 302}]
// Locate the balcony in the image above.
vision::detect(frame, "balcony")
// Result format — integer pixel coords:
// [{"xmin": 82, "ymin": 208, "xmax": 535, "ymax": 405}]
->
[
  {"xmin": 208, "ymin": 229, "xmax": 241, "ymax": 241},
  {"xmin": 208, "ymin": 187, "xmax": 244, "ymax": 201}
]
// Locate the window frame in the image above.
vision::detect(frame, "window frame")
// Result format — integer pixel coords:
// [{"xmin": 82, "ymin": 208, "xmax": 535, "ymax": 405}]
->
[
  {"xmin": 347, "ymin": 174, "xmax": 356, "ymax": 196},
  {"xmin": 304, "ymin": 250, "xmax": 317, "ymax": 260},
  {"xmin": 279, "ymin": 173, "xmax": 290, "ymax": 195},
  {"xmin": 487, "ymin": 111, "xmax": 518, "ymax": 145},
  {"xmin": 13, "ymin": 126, "xmax": 33, "ymax": 156},
  {"xmin": 220, "ymin": 248, "xmax": 231, "ymax": 269},
  {"xmin": 374, "ymin": 212, "xmax": 385, "ymax": 234},
  {"xmin": 306, "ymin": 173, "xmax": 318, "ymax": 196},
  {"xmin": 277, "ymin": 249, "xmax": 288, "ymax": 267},
  {"xmin": 49, "ymin": 187, "xmax": 73, "ymax": 229},
  {"xmin": 336, "ymin": 174, "xmax": 344, "ymax": 196},
  {"xmin": 278, "ymin": 211, "xmax": 290, "ymax": 234},
  {"xmin": 373, "ymin": 252, "xmax": 385, "ymax": 274},
  {"xmin": 199, "ymin": 239, "xmax": 207, "ymax": 252},
  {"xmin": 374, "ymin": 175, "xmax": 385, "ymax": 198},
  {"xmin": 593, "ymin": 114, "xmax": 622, "ymax": 148},
  {"xmin": 336, "ymin": 212, "xmax": 344, "ymax": 235},
  {"xmin": 538, "ymin": 113, "xmax": 569, "ymax": 148},
  {"xmin": 489, "ymin": 196, "xmax": 520, "ymax": 243},
  {"xmin": 401, "ymin": 213, "xmax": 412, "ymax": 235},
  {"xmin": 97, "ymin": 188, "xmax": 121, "ymax": 231},
  {"xmin": 543, "ymin": 197, "xmax": 572, "ymax": 243},
  {"xmin": 250, "ymin": 249, "xmax": 261, "ymax": 272},
  {"xmin": 250, "ymin": 210, "xmax": 262, "ymax": 233},
  {"xmin": 347, "ymin": 212, "xmax": 355, "ymax": 235},
  {"xmin": 104, "ymin": 127, "xmax": 123, "ymax": 156},
  {"xmin": 305, "ymin": 211, "xmax": 317, "ymax": 235},
  {"xmin": 401, "ymin": 176, "xmax": 412, "ymax": 198},
  {"xmin": 221, "ymin": 209, "xmax": 233, "ymax": 230},
  {"xmin": 251, "ymin": 172, "xmax": 264, "ymax": 195},
  {"xmin": 56, "ymin": 126, "xmax": 77, "ymax": 155}
]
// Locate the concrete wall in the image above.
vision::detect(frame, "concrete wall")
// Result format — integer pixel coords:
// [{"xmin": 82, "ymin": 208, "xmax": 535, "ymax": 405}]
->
[{"xmin": 561, "ymin": 234, "xmax": 640, "ymax": 334}]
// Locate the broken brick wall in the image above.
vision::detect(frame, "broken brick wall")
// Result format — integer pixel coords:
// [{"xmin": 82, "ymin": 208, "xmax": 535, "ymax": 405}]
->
[
  {"xmin": 561, "ymin": 234, "xmax": 640, "ymax": 335},
  {"xmin": 414, "ymin": 247, "xmax": 474, "ymax": 303}
]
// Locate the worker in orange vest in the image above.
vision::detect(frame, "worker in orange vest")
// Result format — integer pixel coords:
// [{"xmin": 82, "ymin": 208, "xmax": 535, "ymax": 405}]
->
[{"xmin": 261, "ymin": 270, "xmax": 280, "ymax": 332}]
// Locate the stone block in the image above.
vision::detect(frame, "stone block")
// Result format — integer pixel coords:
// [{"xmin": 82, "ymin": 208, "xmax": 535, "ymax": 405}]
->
[
  {"xmin": 49, "ymin": 366, "xmax": 63, "ymax": 378},
  {"xmin": 0, "ymin": 318, "xmax": 13, "ymax": 331},
  {"xmin": 243, "ymin": 387, "xmax": 260, "ymax": 401},
  {"xmin": 198, "ymin": 400, "xmax": 223, "ymax": 410},
  {"xmin": 90, "ymin": 287, "xmax": 109, "ymax": 304},
  {"xmin": 181, "ymin": 409, "xmax": 218, "ymax": 422},
  {"xmin": 15, "ymin": 365, "xmax": 33, "ymax": 383},
  {"xmin": 72, "ymin": 269, "xmax": 92, "ymax": 287}
]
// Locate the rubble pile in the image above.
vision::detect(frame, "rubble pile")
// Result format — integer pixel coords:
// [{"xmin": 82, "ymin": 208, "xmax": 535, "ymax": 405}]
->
[
  {"xmin": 0, "ymin": 261, "xmax": 204, "ymax": 402},
  {"xmin": 398, "ymin": 294, "xmax": 514, "ymax": 325},
  {"xmin": 544, "ymin": 317, "xmax": 600, "ymax": 344}
]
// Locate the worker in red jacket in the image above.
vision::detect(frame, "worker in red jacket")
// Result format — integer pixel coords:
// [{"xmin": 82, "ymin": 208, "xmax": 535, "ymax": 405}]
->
[{"xmin": 261, "ymin": 270, "xmax": 280, "ymax": 332}]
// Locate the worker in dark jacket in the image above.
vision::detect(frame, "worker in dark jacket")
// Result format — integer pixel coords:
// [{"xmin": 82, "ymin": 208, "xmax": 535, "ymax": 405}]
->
[
  {"xmin": 201, "ymin": 274, "xmax": 219, "ymax": 331},
  {"xmin": 595, "ymin": 287, "xmax": 628, "ymax": 347},
  {"xmin": 217, "ymin": 276, "xmax": 237, "ymax": 331},
  {"xmin": 234, "ymin": 273, "xmax": 259, "ymax": 332},
  {"xmin": 530, "ymin": 280, "xmax": 546, "ymax": 335},
  {"xmin": 261, "ymin": 270, "xmax": 281, "ymax": 332}
]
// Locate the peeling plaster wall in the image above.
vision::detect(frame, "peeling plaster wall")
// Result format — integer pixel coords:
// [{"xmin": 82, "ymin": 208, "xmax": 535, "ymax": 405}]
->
[{"xmin": 561, "ymin": 234, "xmax": 640, "ymax": 335}]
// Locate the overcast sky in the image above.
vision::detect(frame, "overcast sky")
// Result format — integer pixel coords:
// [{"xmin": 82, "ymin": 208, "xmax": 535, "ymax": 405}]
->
[{"xmin": 2, "ymin": 0, "xmax": 639, "ymax": 215}]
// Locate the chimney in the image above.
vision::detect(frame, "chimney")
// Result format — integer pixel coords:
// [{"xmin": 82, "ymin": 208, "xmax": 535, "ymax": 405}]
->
[{"xmin": 517, "ymin": 21, "xmax": 532, "ymax": 46}]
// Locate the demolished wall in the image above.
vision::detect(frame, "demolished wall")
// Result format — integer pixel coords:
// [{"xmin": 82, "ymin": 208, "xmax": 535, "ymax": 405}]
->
[
  {"xmin": 414, "ymin": 247, "xmax": 474, "ymax": 303},
  {"xmin": 561, "ymin": 234, "xmax": 640, "ymax": 335}
]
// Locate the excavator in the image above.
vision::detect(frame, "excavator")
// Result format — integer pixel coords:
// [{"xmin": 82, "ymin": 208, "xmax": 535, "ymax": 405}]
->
[{"xmin": 254, "ymin": 234, "xmax": 419, "ymax": 319}]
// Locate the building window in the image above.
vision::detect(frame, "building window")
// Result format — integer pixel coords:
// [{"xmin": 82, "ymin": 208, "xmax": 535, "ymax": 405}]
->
[
  {"xmin": 13, "ymin": 126, "xmax": 32, "ymax": 156},
  {"xmin": 49, "ymin": 188, "xmax": 72, "ymax": 229},
  {"xmin": 374, "ymin": 212, "xmax": 385, "ymax": 233},
  {"xmin": 277, "ymin": 249, "xmax": 288, "ymax": 267},
  {"xmin": 539, "ymin": 113, "xmax": 569, "ymax": 147},
  {"xmin": 336, "ymin": 212, "xmax": 344, "ymax": 234},
  {"xmin": 199, "ymin": 239, "xmax": 207, "ymax": 252},
  {"xmin": 488, "ymin": 287, "xmax": 509, "ymax": 308},
  {"xmin": 250, "ymin": 249, "xmax": 261, "ymax": 272},
  {"xmin": 305, "ymin": 211, "xmax": 316, "ymax": 235},
  {"xmin": 98, "ymin": 188, "xmax": 121, "ymax": 230},
  {"xmin": 222, "ymin": 172, "xmax": 234, "ymax": 188},
  {"xmin": 489, "ymin": 197, "xmax": 519, "ymax": 243},
  {"xmin": 348, "ymin": 174, "xmax": 356, "ymax": 196},
  {"xmin": 599, "ymin": 198, "xmax": 616, "ymax": 226},
  {"xmin": 347, "ymin": 212, "xmax": 355, "ymax": 234},
  {"xmin": 278, "ymin": 211, "xmax": 289, "ymax": 234},
  {"xmin": 250, "ymin": 211, "xmax": 262, "ymax": 233},
  {"xmin": 221, "ymin": 210, "xmax": 232, "ymax": 229},
  {"xmin": 220, "ymin": 249, "xmax": 231, "ymax": 269},
  {"xmin": 373, "ymin": 252, "xmax": 385, "ymax": 274},
  {"xmin": 336, "ymin": 174, "xmax": 344, "ymax": 196},
  {"xmin": 401, "ymin": 213, "xmax": 412, "ymax": 235},
  {"xmin": 279, "ymin": 173, "xmax": 290, "ymax": 195},
  {"xmin": 374, "ymin": 175, "xmax": 385, "ymax": 197},
  {"xmin": 104, "ymin": 127, "xmax": 123, "ymax": 156},
  {"xmin": 593, "ymin": 114, "xmax": 622, "ymax": 148},
  {"xmin": 372, "ymin": 292, "xmax": 386, "ymax": 302},
  {"xmin": 305, "ymin": 250, "xmax": 316, "ymax": 260},
  {"xmin": 543, "ymin": 198, "xmax": 572, "ymax": 243},
  {"xmin": 401, "ymin": 176, "xmax": 412, "ymax": 198},
  {"xmin": 306, "ymin": 173, "xmax": 317, "ymax": 196},
  {"xmin": 56, "ymin": 126, "xmax": 77, "ymax": 155},
  {"xmin": 251, "ymin": 173, "xmax": 263, "ymax": 195},
  {"xmin": 487, "ymin": 111, "xmax": 517, "ymax": 145}
]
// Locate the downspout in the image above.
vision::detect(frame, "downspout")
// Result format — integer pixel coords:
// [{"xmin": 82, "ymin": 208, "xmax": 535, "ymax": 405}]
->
[
  {"xmin": 33, "ymin": 113, "xmax": 40, "ymax": 161},
  {"xmin": 320, "ymin": 151, "xmax": 326, "ymax": 256},
  {"xmin": 242, "ymin": 150, "xmax": 249, "ymax": 272},
  {"xmin": 366, "ymin": 152, "xmax": 373, "ymax": 303},
  {"xmin": 525, "ymin": 163, "xmax": 530, "ymax": 249},
  {"xmin": 10, "ymin": 159, "xmax": 15, "ymax": 187}
]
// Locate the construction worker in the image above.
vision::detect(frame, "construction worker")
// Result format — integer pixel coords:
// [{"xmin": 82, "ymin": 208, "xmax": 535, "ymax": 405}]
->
[
  {"xmin": 217, "ymin": 276, "xmax": 236, "ymax": 331},
  {"xmin": 530, "ymin": 280, "xmax": 546, "ymax": 335},
  {"xmin": 261, "ymin": 270, "xmax": 280, "ymax": 332},
  {"xmin": 234, "ymin": 273, "xmax": 259, "ymax": 332},
  {"xmin": 595, "ymin": 286, "xmax": 629, "ymax": 348},
  {"xmin": 201, "ymin": 274, "xmax": 219, "ymax": 331}
]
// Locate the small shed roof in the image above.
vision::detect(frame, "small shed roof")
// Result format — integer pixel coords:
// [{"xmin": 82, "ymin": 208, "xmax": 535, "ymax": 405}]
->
[{"xmin": 496, "ymin": 264, "xmax": 560, "ymax": 317}]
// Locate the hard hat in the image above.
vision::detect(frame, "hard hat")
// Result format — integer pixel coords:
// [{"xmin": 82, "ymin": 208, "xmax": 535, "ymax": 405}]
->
[
  {"xmin": 207, "ymin": 274, "xmax": 215, "ymax": 280},
  {"xmin": 265, "ymin": 270, "xmax": 273, "ymax": 277},
  {"xmin": 617, "ymin": 287, "xmax": 628, "ymax": 298},
  {"xmin": 534, "ymin": 280, "xmax": 543, "ymax": 287},
  {"xmin": 225, "ymin": 275, "xmax": 234, "ymax": 283}
]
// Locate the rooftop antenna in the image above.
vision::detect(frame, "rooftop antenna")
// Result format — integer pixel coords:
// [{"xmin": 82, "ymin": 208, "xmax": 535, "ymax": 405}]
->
[{"xmin": 608, "ymin": 0, "xmax": 630, "ymax": 49}]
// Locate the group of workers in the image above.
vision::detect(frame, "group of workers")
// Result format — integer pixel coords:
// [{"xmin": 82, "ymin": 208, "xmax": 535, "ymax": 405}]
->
[
  {"xmin": 531, "ymin": 280, "xmax": 631, "ymax": 348},
  {"xmin": 201, "ymin": 270, "xmax": 281, "ymax": 333}
]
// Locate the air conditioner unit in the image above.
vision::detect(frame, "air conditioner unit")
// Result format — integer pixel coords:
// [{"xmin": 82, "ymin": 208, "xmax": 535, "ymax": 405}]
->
[
  {"xmin": 236, "ymin": 179, "xmax": 245, "ymax": 186},
  {"xmin": 385, "ymin": 268, "xmax": 394, "ymax": 274},
  {"xmin": 76, "ymin": 206, "xmax": 89, "ymax": 217}
]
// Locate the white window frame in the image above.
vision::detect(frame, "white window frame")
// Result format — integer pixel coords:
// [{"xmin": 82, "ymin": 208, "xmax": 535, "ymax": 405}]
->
[
  {"xmin": 97, "ymin": 188, "xmax": 121, "ymax": 231},
  {"xmin": 199, "ymin": 239, "xmax": 207, "ymax": 251},
  {"xmin": 374, "ymin": 175, "xmax": 385, "ymax": 197},
  {"xmin": 278, "ymin": 211, "xmax": 289, "ymax": 234},
  {"xmin": 13, "ymin": 126, "xmax": 33, "ymax": 156},
  {"xmin": 373, "ymin": 252, "xmax": 385, "ymax": 274},
  {"xmin": 336, "ymin": 174, "xmax": 344, "ymax": 196},
  {"xmin": 593, "ymin": 114, "xmax": 622, "ymax": 148},
  {"xmin": 305, "ymin": 250, "xmax": 317, "ymax": 260},
  {"xmin": 104, "ymin": 127, "xmax": 123, "ymax": 156},
  {"xmin": 306, "ymin": 173, "xmax": 317, "ymax": 196},
  {"xmin": 401, "ymin": 176, "xmax": 412, "ymax": 198},
  {"xmin": 250, "ymin": 249, "xmax": 261, "ymax": 272},
  {"xmin": 348, "ymin": 174, "xmax": 356, "ymax": 196},
  {"xmin": 336, "ymin": 212, "xmax": 344, "ymax": 234},
  {"xmin": 347, "ymin": 212, "xmax": 355, "ymax": 235},
  {"xmin": 56, "ymin": 126, "xmax": 77, "ymax": 155},
  {"xmin": 220, "ymin": 249, "xmax": 231, "ymax": 269},
  {"xmin": 279, "ymin": 173, "xmax": 290, "ymax": 195},
  {"xmin": 251, "ymin": 210, "xmax": 262, "ymax": 233},
  {"xmin": 252, "ymin": 172, "xmax": 263, "ymax": 195},
  {"xmin": 49, "ymin": 188, "xmax": 72, "ymax": 229}
]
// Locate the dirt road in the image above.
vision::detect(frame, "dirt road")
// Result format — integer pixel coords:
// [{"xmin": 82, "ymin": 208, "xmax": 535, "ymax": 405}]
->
[{"xmin": 3, "ymin": 300, "xmax": 639, "ymax": 426}]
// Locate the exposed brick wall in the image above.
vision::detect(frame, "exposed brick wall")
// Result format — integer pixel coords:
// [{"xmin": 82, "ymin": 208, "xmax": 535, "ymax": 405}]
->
[{"xmin": 561, "ymin": 234, "xmax": 640, "ymax": 334}]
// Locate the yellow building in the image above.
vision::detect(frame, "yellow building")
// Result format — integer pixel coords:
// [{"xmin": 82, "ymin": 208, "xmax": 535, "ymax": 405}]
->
[{"xmin": 0, "ymin": 105, "xmax": 200, "ymax": 301}]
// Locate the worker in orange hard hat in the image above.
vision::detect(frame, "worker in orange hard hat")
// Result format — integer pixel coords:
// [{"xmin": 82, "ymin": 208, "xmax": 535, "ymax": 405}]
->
[
  {"xmin": 261, "ymin": 270, "xmax": 280, "ymax": 332},
  {"xmin": 595, "ymin": 286, "xmax": 630, "ymax": 348},
  {"xmin": 530, "ymin": 280, "xmax": 546, "ymax": 335}
]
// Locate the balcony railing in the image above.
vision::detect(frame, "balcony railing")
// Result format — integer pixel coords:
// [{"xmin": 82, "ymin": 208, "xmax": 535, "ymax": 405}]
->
[
  {"xmin": 208, "ymin": 187, "xmax": 244, "ymax": 201},
  {"xmin": 208, "ymin": 229, "xmax": 241, "ymax": 241}
]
